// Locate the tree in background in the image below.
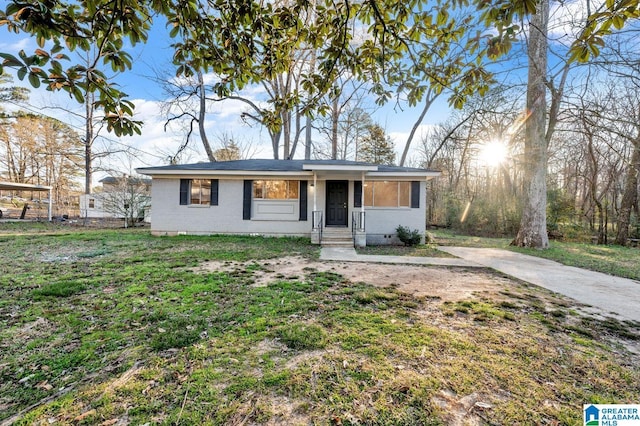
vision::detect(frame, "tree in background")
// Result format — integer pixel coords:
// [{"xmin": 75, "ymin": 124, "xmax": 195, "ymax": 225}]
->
[
  {"xmin": 0, "ymin": 113, "xmax": 83, "ymax": 206},
  {"xmin": 99, "ymin": 175, "xmax": 150, "ymax": 227},
  {"xmin": 0, "ymin": 72, "xmax": 29, "ymax": 109},
  {"xmin": 314, "ymin": 76, "xmax": 374, "ymax": 161},
  {"xmin": 358, "ymin": 124, "xmax": 396, "ymax": 166},
  {"xmin": 213, "ymin": 140, "xmax": 241, "ymax": 161},
  {"xmin": 419, "ymin": 87, "xmax": 525, "ymax": 236}
]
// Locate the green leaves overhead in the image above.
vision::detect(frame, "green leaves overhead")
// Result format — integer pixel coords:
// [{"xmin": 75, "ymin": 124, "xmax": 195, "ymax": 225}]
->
[
  {"xmin": 0, "ymin": 0, "xmax": 151, "ymax": 136},
  {"xmin": 1, "ymin": 0, "xmax": 494, "ymax": 133},
  {"xmin": 471, "ymin": 0, "xmax": 640, "ymax": 63},
  {"xmin": 1, "ymin": 0, "xmax": 637, "ymax": 138}
]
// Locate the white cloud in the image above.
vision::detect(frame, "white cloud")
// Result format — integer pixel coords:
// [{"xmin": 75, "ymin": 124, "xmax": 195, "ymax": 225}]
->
[
  {"xmin": 387, "ymin": 124, "xmax": 439, "ymax": 164},
  {"xmin": 122, "ymin": 97, "xmax": 275, "ymax": 167},
  {"xmin": 0, "ymin": 36, "xmax": 32, "ymax": 52}
]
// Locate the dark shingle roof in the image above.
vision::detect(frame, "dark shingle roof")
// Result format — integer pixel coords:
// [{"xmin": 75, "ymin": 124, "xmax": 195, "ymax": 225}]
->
[
  {"xmin": 100, "ymin": 176, "xmax": 152, "ymax": 185},
  {"xmin": 138, "ymin": 159, "xmax": 437, "ymax": 173}
]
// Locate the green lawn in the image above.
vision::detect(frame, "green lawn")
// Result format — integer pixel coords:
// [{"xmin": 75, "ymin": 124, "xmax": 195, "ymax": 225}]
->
[
  {"xmin": 431, "ymin": 229, "xmax": 640, "ymax": 280},
  {"xmin": 356, "ymin": 243, "xmax": 453, "ymax": 257},
  {"xmin": 1, "ymin": 227, "xmax": 639, "ymax": 425}
]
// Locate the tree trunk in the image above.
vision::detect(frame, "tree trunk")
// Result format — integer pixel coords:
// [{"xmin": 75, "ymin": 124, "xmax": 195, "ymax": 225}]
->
[
  {"xmin": 512, "ymin": 0, "xmax": 550, "ymax": 248},
  {"xmin": 289, "ymin": 104, "xmax": 303, "ymax": 159},
  {"xmin": 85, "ymin": 91, "xmax": 93, "ymax": 194},
  {"xmin": 304, "ymin": 113, "xmax": 312, "ymax": 160},
  {"xmin": 304, "ymin": 48, "xmax": 317, "ymax": 161},
  {"xmin": 271, "ymin": 130, "xmax": 281, "ymax": 159},
  {"xmin": 197, "ymin": 71, "xmax": 216, "ymax": 162},
  {"xmin": 615, "ymin": 140, "xmax": 640, "ymax": 245},
  {"xmin": 282, "ymin": 110, "xmax": 291, "ymax": 159},
  {"xmin": 331, "ymin": 95, "xmax": 339, "ymax": 160},
  {"xmin": 400, "ymin": 94, "xmax": 434, "ymax": 166}
]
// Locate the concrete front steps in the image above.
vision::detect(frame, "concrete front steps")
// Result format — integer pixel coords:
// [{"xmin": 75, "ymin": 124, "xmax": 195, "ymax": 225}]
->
[{"xmin": 321, "ymin": 227, "xmax": 354, "ymax": 247}]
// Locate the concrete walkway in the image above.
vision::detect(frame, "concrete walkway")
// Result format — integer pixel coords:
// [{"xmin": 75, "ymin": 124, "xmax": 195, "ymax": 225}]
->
[
  {"xmin": 319, "ymin": 246, "xmax": 479, "ymax": 267},
  {"xmin": 320, "ymin": 246, "xmax": 640, "ymax": 323}
]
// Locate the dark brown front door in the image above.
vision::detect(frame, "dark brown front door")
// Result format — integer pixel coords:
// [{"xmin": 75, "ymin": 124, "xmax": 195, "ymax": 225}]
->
[{"xmin": 326, "ymin": 180, "xmax": 348, "ymax": 226}]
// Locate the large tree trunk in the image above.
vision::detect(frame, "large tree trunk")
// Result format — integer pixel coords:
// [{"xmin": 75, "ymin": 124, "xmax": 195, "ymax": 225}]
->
[
  {"xmin": 305, "ymin": 113, "xmax": 312, "ymax": 160},
  {"xmin": 271, "ymin": 130, "xmax": 281, "ymax": 159},
  {"xmin": 399, "ymin": 94, "xmax": 434, "ymax": 166},
  {"xmin": 615, "ymin": 140, "xmax": 640, "ymax": 245},
  {"xmin": 586, "ymin": 135, "xmax": 607, "ymax": 244},
  {"xmin": 282, "ymin": 109, "xmax": 291, "ymax": 159},
  {"xmin": 512, "ymin": 0, "xmax": 550, "ymax": 248},
  {"xmin": 197, "ymin": 72, "xmax": 216, "ymax": 162},
  {"xmin": 331, "ymin": 95, "xmax": 339, "ymax": 160}
]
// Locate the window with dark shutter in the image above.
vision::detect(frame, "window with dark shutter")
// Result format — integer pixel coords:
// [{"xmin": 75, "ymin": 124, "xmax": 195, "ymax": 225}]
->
[
  {"xmin": 354, "ymin": 181, "xmax": 362, "ymax": 208},
  {"xmin": 299, "ymin": 180, "xmax": 307, "ymax": 221},
  {"xmin": 410, "ymin": 181, "xmax": 420, "ymax": 208},
  {"xmin": 211, "ymin": 179, "xmax": 219, "ymax": 206},
  {"xmin": 243, "ymin": 180, "xmax": 252, "ymax": 220},
  {"xmin": 179, "ymin": 179, "xmax": 189, "ymax": 205}
]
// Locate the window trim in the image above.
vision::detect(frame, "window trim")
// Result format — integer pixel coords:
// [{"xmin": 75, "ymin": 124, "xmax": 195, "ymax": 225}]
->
[
  {"xmin": 252, "ymin": 180, "xmax": 300, "ymax": 200},
  {"xmin": 190, "ymin": 179, "xmax": 211, "ymax": 205},
  {"xmin": 179, "ymin": 179, "xmax": 219, "ymax": 206},
  {"xmin": 363, "ymin": 181, "xmax": 412, "ymax": 208}
]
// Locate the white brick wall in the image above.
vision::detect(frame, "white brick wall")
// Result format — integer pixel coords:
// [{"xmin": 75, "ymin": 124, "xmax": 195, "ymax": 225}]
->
[{"xmin": 149, "ymin": 178, "xmax": 427, "ymax": 243}]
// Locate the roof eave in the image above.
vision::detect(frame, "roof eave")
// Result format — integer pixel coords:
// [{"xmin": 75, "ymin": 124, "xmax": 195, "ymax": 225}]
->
[
  {"xmin": 366, "ymin": 171, "xmax": 441, "ymax": 179},
  {"xmin": 0, "ymin": 181, "xmax": 53, "ymax": 191},
  {"xmin": 136, "ymin": 169, "xmax": 314, "ymax": 177},
  {"xmin": 302, "ymin": 164, "xmax": 378, "ymax": 172}
]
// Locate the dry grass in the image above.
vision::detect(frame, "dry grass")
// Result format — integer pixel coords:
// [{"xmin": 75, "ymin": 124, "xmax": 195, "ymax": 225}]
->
[{"xmin": 0, "ymin": 227, "xmax": 638, "ymax": 425}]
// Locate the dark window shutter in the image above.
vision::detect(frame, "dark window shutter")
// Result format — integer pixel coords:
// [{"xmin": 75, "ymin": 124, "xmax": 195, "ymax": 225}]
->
[
  {"xmin": 243, "ymin": 180, "xmax": 252, "ymax": 220},
  {"xmin": 354, "ymin": 181, "xmax": 362, "ymax": 208},
  {"xmin": 211, "ymin": 179, "xmax": 219, "ymax": 206},
  {"xmin": 299, "ymin": 180, "xmax": 308, "ymax": 221},
  {"xmin": 179, "ymin": 179, "xmax": 190, "ymax": 205},
  {"xmin": 411, "ymin": 181, "xmax": 420, "ymax": 208}
]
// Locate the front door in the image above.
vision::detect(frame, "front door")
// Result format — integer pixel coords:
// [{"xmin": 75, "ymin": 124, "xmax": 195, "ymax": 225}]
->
[{"xmin": 326, "ymin": 180, "xmax": 348, "ymax": 226}]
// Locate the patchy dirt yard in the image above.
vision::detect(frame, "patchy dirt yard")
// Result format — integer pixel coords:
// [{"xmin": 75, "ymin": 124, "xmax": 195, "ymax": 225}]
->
[
  {"xmin": 189, "ymin": 255, "xmax": 640, "ymax": 425},
  {"xmin": 193, "ymin": 256, "xmax": 512, "ymax": 302},
  {"xmin": 2, "ymin": 231, "xmax": 640, "ymax": 426}
]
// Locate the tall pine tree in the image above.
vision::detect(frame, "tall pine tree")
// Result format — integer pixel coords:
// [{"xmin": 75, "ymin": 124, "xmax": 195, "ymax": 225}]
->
[{"xmin": 359, "ymin": 124, "xmax": 396, "ymax": 165}]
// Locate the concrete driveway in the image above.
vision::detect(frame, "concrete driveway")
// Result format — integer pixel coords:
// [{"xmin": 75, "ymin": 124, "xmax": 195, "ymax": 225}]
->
[{"xmin": 438, "ymin": 246, "xmax": 640, "ymax": 323}]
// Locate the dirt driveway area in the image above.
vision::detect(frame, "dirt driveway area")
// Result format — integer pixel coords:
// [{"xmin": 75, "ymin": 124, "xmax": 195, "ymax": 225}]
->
[{"xmin": 193, "ymin": 256, "xmax": 514, "ymax": 302}]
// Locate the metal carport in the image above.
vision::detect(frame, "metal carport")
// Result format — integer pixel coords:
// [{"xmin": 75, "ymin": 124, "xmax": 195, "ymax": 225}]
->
[{"xmin": 0, "ymin": 181, "xmax": 52, "ymax": 221}]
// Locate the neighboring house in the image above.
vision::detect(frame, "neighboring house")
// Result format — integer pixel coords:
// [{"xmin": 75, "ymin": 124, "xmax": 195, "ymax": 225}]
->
[
  {"xmin": 79, "ymin": 176, "xmax": 151, "ymax": 222},
  {"xmin": 136, "ymin": 159, "xmax": 440, "ymax": 246}
]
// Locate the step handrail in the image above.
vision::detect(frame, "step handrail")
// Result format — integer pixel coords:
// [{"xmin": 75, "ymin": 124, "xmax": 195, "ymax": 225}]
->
[{"xmin": 312, "ymin": 210, "xmax": 323, "ymax": 243}]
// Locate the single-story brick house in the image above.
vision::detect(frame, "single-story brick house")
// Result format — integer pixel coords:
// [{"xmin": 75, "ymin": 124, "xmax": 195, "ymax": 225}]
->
[{"xmin": 136, "ymin": 159, "xmax": 439, "ymax": 246}]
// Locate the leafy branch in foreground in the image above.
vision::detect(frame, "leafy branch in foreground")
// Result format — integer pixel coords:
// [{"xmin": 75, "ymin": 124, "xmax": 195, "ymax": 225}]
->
[
  {"xmin": 1, "ymin": 0, "xmax": 636, "ymax": 140},
  {"xmin": 2, "ymin": 0, "xmax": 492, "ymax": 140}
]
